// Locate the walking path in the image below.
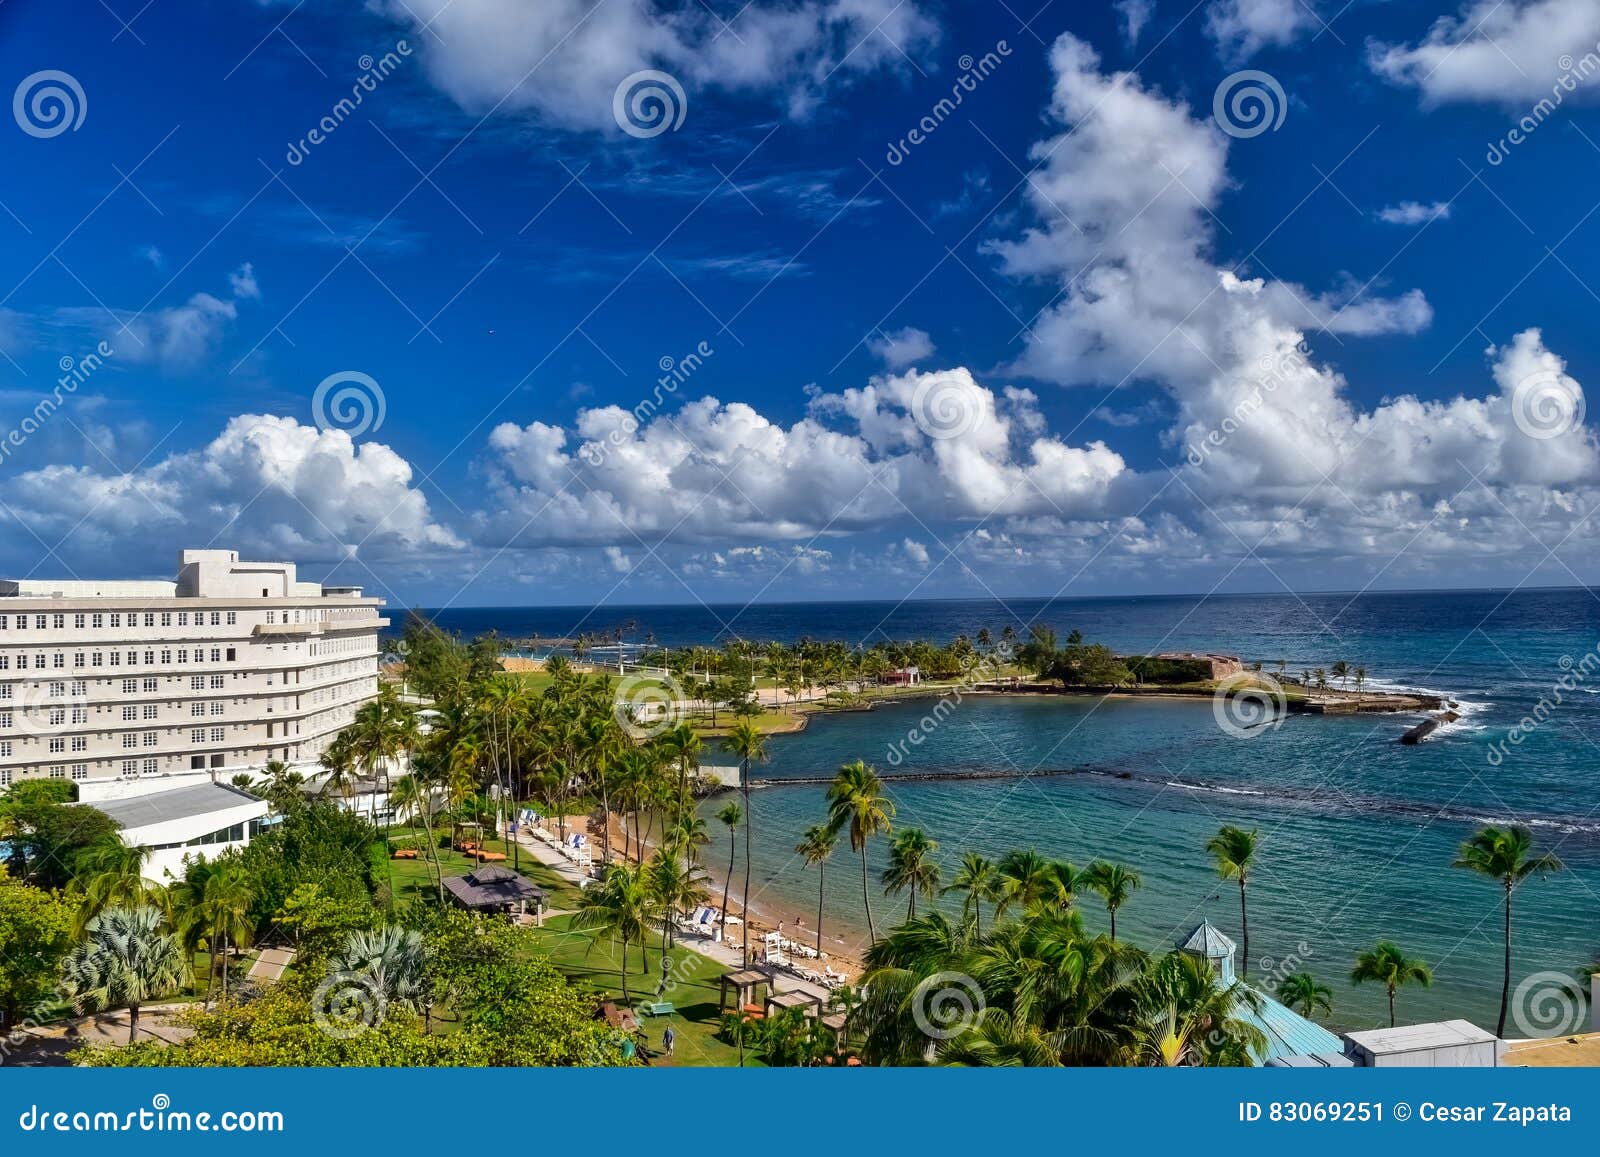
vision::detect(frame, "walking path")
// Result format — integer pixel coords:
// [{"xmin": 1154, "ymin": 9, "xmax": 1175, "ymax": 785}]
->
[{"xmin": 513, "ymin": 829, "xmax": 837, "ymax": 1006}]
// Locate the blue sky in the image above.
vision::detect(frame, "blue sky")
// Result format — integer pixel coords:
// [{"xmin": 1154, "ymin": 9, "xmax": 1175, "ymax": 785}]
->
[{"xmin": 1, "ymin": 0, "xmax": 1599, "ymax": 609}]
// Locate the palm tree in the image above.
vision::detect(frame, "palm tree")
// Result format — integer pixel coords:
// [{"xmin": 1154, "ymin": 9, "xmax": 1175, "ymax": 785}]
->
[
  {"xmin": 993, "ymin": 848, "xmax": 1057, "ymax": 917},
  {"xmin": 572, "ymin": 861, "xmax": 654, "ymax": 1005},
  {"xmin": 1351, "ymin": 941, "xmax": 1433, "ymax": 1027},
  {"xmin": 1277, "ymin": 971, "xmax": 1333, "ymax": 1020},
  {"xmin": 882, "ymin": 827, "xmax": 941, "ymax": 921},
  {"xmin": 1453, "ymin": 825, "xmax": 1564, "ymax": 1037},
  {"xmin": 60, "ymin": 905, "xmax": 189, "ymax": 1044},
  {"xmin": 942, "ymin": 852, "xmax": 999, "ymax": 936},
  {"xmin": 714, "ymin": 800, "xmax": 741, "ymax": 941},
  {"xmin": 1330, "ymin": 660, "xmax": 1349, "ymax": 688},
  {"xmin": 647, "ymin": 851, "xmax": 710, "ymax": 956},
  {"xmin": 1206, "ymin": 825, "xmax": 1259, "ymax": 974},
  {"xmin": 795, "ymin": 824, "xmax": 837, "ymax": 956},
  {"xmin": 1132, "ymin": 952, "xmax": 1267, "ymax": 1066},
  {"xmin": 825, "ymin": 760, "xmax": 895, "ymax": 944},
  {"xmin": 331, "ymin": 925, "xmax": 427, "ymax": 1020},
  {"xmin": 72, "ymin": 840, "xmax": 162, "ymax": 933},
  {"xmin": 178, "ymin": 864, "xmax": 255, "ymax": 1002},
  {"xmin": 1353, "ymin": 666, "xmax": 1367, "ymax": 694},
  {"xmin": 1086, "ymin": 861, "xmax": 1141, "ymax": 941},
  {"xmin": 724, "ymin": 719, "xmax": 769, "ymax": 967}
]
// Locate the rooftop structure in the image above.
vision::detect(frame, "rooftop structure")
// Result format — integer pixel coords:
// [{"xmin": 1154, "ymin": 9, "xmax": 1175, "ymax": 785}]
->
[
  {"xmin": 1342, "ymin": 1019, "xmax": 1506, "ymax": 1067},
  {"xmin": 85, "ymin": 779, "xmax": 270, "ymax": 882},
  {"xmin": 1178, "ymin": 919, "xmax": 1344, "ymax": 1066}
]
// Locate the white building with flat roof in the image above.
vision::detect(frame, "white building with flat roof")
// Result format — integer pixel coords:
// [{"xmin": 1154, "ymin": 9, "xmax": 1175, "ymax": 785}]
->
[
  {"xmin": 85, "ymin": 780, "xmax": 272, "ymax": 882},
  {"xmin": 0, "ymin": 549, "xmax": 387, "ymax": 793}
]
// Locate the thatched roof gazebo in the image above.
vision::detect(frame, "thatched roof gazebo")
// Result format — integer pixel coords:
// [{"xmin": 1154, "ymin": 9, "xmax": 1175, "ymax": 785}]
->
[{"xmin": 442, "ymin": 865, "xmax": 546, "ymax": 918}]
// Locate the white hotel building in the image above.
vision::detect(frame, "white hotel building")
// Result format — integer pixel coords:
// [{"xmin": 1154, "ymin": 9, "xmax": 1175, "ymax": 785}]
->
[{"xmin": 0, "ymin": 547, "xmax": 386, "ymax": 798}]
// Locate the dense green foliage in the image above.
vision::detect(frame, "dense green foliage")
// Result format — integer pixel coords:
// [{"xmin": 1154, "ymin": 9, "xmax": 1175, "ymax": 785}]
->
[{"xmin": 0, "ymin": 870, "xmax": 75, "ymax": 1032}]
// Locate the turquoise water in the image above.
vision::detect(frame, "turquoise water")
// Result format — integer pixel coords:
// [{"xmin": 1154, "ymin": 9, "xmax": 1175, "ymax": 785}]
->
[{"xmin": 422, "ymin": 588, "xmax": 1600, "ymax": 1034}]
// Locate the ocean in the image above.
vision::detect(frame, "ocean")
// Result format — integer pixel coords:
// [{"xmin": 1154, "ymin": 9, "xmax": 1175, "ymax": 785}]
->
[{"xmin": 404, "ymin": 588, "xmax": 1600, "ymax": 1033}]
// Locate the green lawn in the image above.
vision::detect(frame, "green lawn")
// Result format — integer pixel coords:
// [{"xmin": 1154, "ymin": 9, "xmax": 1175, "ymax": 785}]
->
[
  {"xmin": 383, "ymin": 828, "xmax": 586, "ymax": 910},
  {"xmin": 524, "ymin": 914, "xmax": 755, "ymax": 1067}
]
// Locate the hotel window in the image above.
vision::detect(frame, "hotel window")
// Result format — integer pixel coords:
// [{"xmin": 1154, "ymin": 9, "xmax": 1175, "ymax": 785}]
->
[
  {"xmin": 48, "ymin": 765, "xmax": 64, "ymax": 778},
  {"xmin": 108, "ymin": 652, "xmax": 119, "ymax": 666},
  {"xmin": 143, "ymin": 613, "xmax": 155, "ymax": 627},
  {"xmin": 177, "ymin": 612, "xmax": 188, "ymax": 626},
  {"xmin": 0, "ymin": 712, "xmax": 10, "ymax": 728},
  {"xmin": 191, "ymin": 703, "xmax": 205, "ymax": 717},
  {"xmin": 48, "ymin": 681, "xmax": 64, "ymax": 697},
  {"xmin": 122, "ymin": 759, "xmax": 137, "ymax": 775},
  {"xmin": 191, "ymin": 729, "xmax": 205, "ymax": 743},
  {"xmin": 32, "ymin": 615, "xmax": 43, "ymax": 629},
  {"xmin": 210, "ymin": 675, "xmax": 224, "ymax": 689},
  {"xmin": 142, "ymin": 733, "xmax": 156, "ymax": 747},
  {"xmin": 125, "ymin": 651, "xmax": 135, "ymax": 665},
  {"xmin": 122, "ymin": 734, "xmax": 137, "ymax": 748},
  {"xmin": 210, "ymin": 648, "xmax": 221, "ymax": 661},
  {"xmin": 0, "ymin": 742, "xmax": 10, "ymax": 757},
  {"xmin": 73, "ymin": 614, "xmax": 85, "ymax": 628},
  {"xmin": 73, "ymin": 652, "xmax": 84, "ymax": 667},
  {"xmin": 142, "ymin": 758, "xmax": 157, "ymax": 775},
  {"xmin": 160, "ymin": 649, "xmax": 172, "ymax": 664},
  {"xmin": 32, "ymin": 655, "xmax": 44, "ymax": 669},
  {"xmin": 0, "ymin": 615, "xmax": 7, "ymax": 629},
  {"xmin": 226, "ymin": 611, "xmax": 237, "ymax": 625},
  {"xmin": 177, "ymin": 649, "xmax": 188, "ymax": 663},
  {"xmin": 0, "ymin": 685, "xmax": 8, "ymax": 700},
  {"xmin": 191, "ymin": 675, "xmax": 205, "ymax": 690},
  {"xmin": 47, "ymin": 708, "xmax": 63, "ymax": 726},
  {"xmin": 91, "ymin": 652, "xmax": 103, "ymax": 667},
  {"xmin": 0, "ymin": 657, "xmax": 8, "ymax": 671},
  {"xmin": 0, "ymin": 770, "xmax": 9, "ymax": 787},
  {"xmin": 122, "ymin": 705, "xmax": 137, "ymax": 721},
  {"xmin": 210, "ymin": 727, "xmax": 225, "ymax": 742},
  {"xmin": 92, "ymin": 613, "xmax": 103, "ymax": 628},
  {"xmin": 51, "ymin": 614, "xmax": 63, "ymax": 629},
  {"xmin": 142, "ymin": 705, "xmax": 157, "ymax": 719},
  {"xmin": 122, "ymin": 678, "xmax": 136, "ymax": 693},
  {"xmin": 71, "ymin": 764, "xmax": 87, "ymax": 780},
  {"xmin": 210, "ymin": 612, "xmax": 221, "ymax": 626},
  {"xmin": 51, "ymin": 653, "xmax": 63, "ymax": 668},
  {"xmin": 143, "ymin": 651, "xmax": 154, "ymax": 665},
  {"xmin": 267, "ymin": 611, "xmax": 276, "ymax": 624},
  {"xmin": 109, "ymin": 614, "xmax": 120, "ymax": 628},
  {"xmin": 210, "ymin": 702, "xmax": 224, "ymax": 716},
  {"xmin": 71, "ymin": 680, "xmax": 86, "ymax": 697},
  {"xmin": 70, "ymin": 732, "xmax": 84, "ymax": 746},
  {"xmin": 225, "ymin": 648, "xmax": 236, "ymax": 662},
  {"xmin": 161, "ymin": 613, "xmax": 172, "ymax": 627},
  {"xmin": 48, "ymin": 738, "xmax": 63, "ymax": 753},
  {"xmin": 142, "ymin": 678, "xmax": 156, "ymax": 692}
]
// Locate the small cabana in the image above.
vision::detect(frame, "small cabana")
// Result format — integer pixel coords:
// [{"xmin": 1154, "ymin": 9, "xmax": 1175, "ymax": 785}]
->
[
  {"xmin": 766, "ymin": 988, "xmax": 823, "ymax": 1019},
  {"xmin": 718, "ymin": 967, "xmax": 772, "ymax": 1013},
  {"xmin": 442, "ymin": 865, "xmax": 546, "ymax": 921}
]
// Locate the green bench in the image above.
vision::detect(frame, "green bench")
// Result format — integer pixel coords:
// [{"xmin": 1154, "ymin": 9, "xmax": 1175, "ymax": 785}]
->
[{"xmin": 639, "ymin": 1001, "xmax": 675, "ymax": 1017}]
